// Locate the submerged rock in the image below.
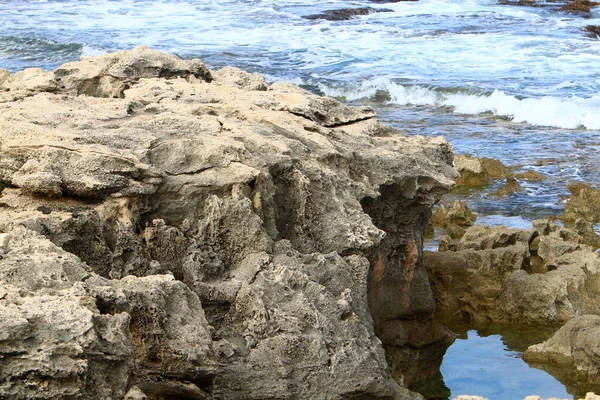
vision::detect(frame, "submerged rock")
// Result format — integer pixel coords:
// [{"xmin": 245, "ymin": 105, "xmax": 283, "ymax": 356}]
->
[
  {"xmin": 303, "ymin": 7, "xmax": 392, "ymax": 21},
  {"xmin": 585, "ymin": 25, "xmax": 600, "ymax": 38},
  {"xmin": 0, "ymin": 47, "xmax": 457, "ymax": 399},
  {"xmin": 515, "ymin": 169, "xmax": 546, "ymax": 182},
  {"xmin": 560, "ymin": 0, "xmax": 600, "ymax": 14},
  {"xmin": 493, "ymin": 175, "xmax": 523, "ymax": 196}
]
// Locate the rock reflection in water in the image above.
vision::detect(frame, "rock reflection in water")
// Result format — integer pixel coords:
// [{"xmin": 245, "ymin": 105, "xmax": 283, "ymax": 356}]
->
[{"xmin": 412, "ymin": 323, "xmax": 572, "ymax": 400}]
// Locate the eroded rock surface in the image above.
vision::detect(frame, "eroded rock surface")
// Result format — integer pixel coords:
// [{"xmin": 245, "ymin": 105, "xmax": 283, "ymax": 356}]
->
[
  {"xmin": 524, "ymin": 316, "xmax": 600, "ymax": 395},
  {"xmin": 425, "ymin": 221, "xmax": 600, "ymax": 325},
  {"xmin": 563, "ymin": 182, "xmax": 600, "ymax": 223},
  {"xmin": 429, "ymin": 200, "xmax": 476, "ymax": 239},
  {"xmin": 0, "ymin": 47, "xmax": 457, "ymax": 399}
]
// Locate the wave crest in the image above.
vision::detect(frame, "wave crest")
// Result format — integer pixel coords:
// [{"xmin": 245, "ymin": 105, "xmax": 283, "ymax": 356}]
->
[{"xmin": 318, "ymin": 78, "xmax": 600, "ymax": 129}]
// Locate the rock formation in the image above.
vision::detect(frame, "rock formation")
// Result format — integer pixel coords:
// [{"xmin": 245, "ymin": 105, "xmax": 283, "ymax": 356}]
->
[
  {"xmin": 429, "ymin": 200, "xmax": 476, "ymax": 239},
  {"xmin": 0, "ymin": 47, "xmax": 457, "ymax": 399},
  {"xmin": 303, "ymin": 7, "xmax": 393, "ymax": 21},
  {"xmin": 453, "ymin": 155, "xmax": 508, "ymax": 187},
  {"xmin": 425, "ymin": 221, "xmax": 600, "ymax": 325},
  {"xmin": 563, "ymin": 182, "xmax": 600, "ymax": 223},
  {"xmin": 524, "ymin": 315, "xmax": 600, "ymax": 390}
]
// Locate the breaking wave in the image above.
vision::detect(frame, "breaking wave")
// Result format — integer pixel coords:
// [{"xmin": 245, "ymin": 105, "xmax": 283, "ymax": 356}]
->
[{"xmin": 319, "ymin": 78, "xmax": 600, "ymax": 130}]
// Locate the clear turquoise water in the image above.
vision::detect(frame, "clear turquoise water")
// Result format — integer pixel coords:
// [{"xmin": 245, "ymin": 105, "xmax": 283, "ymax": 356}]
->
[{"xmin": 1, "ymin": 1, "xmax": 599, "ymax": 397}]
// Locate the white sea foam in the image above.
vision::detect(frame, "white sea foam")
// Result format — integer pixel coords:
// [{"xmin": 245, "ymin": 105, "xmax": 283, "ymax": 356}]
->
[
  {"xmin": 80, "ymin": 45, "xmax": 106, "ymax": 58},
  {"xmin": 320, "ymin": 78, "xmax": 600, "ymax": 129}
]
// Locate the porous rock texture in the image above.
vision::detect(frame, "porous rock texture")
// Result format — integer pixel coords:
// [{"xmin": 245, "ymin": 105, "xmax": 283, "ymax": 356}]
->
[
  {"xmin": 0, "ymin": 47, "xmax": 457, "ymax": 399},
  {"xmin": 425, "ymin": 221, "xmax": 600, "ymax": 325}
]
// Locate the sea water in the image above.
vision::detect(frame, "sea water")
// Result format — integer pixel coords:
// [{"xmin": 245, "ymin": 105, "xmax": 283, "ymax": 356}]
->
[{"xmin": 1, "ymin": 0, "xmax": 599, "ymax": 398}]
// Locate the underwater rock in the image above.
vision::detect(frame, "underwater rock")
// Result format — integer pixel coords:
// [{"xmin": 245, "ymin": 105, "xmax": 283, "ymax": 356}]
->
[
  {"xmin": 560, "ymin": 0, "xmax": 599, "ymax": 14},
  {"xmin": 585, "ymin": 25, "xmax": 600, "ymax": 38},
  {"xmin": 0, "ymin": 47, "xmax": 457, "ymax": 399},
  {"xmin": 303, "ymin": 7, "xmax": 392, "ymax": 21},
  {"xmin": 515, "ymin": 170, "xmax": 546, "ymax": 182},
  {"xmin": 493, "ymin": 175, "xmax": 523, "ymax": 196}
]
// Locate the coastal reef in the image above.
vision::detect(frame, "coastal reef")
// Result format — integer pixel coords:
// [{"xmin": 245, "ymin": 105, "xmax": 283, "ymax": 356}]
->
[{"xmin": 0, "ymin": 47, "xmax": 457, "ymax": 399}]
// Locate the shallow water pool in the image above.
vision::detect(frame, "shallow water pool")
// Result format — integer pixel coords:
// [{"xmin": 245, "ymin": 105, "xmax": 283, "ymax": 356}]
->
[{"xmin": 413, "ymin": 324, "xmax": 574, "ymax": 400}]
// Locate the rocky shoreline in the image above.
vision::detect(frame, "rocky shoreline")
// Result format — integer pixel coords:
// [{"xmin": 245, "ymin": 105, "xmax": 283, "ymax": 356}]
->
[
  {"xmin": 1, "ymin": 47, "xmax": 599, "ymax": 400},
  {"xmin": 426, "ymin": 155, "xmax": 600, "ymax": 398},
  {"xmin": 0, "ymin": 47, "xmax": 456, "ymax": 399}
]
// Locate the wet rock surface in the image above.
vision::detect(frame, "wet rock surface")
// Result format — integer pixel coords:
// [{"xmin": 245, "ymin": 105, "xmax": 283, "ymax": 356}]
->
[
  {"xmin": 0, "ymin": 47, "xmax": 457, "ymax": 399},
  {"xmin": 585, "ymin": 25, "xmax": 600, "ymax": 38},
  {"xmin": 303, "ymin": 7, "xmax": 393, "ymax": 21},
  {"xmin": 453, "ymin": 155, "xmax": 510, "ymax": 187}
]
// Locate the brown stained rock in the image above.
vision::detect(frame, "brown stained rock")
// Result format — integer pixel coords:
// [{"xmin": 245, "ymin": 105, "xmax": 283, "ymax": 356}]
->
[
  {"xmin": 363, "ymin": 184, "xmax": 456, "ymax": 386},
  {"xmin": 425, "ymin": 241, "xmax": 530, "ymax": 323},
  {"xmin": 515, "ymin": 170, "xmax": 547, "ymax": 181},
  {"xmin": 454, "ymin": 155, "xmax": 508, "ymax": 187},
  {"xmin": 561, "ymin": 0, "xmax": 599, "ymax": 13},
  {"xmin": 454, "ymin": 155, "xmax": 490, "ymax": 186},
  {"xmin": 493, "ymin": 175, "xmax": 523, "ymax": 196},
  {"xmin": 426, "ymin": 221, "xmax": 600, "ymax": 325},
  {"xmin": 498, "ymin": 0, "xmax": 541, "ymax": 6},
  {"xmin": 574, "ymin": 218, "xmax": 600, "ymax": 249},
  {"xmin": 563, "ymin": 182, "xmax": 600, "ymax": 222},
  {"xmin": 481, "ymin": 157, "xmax": 508, "ymax": 179},
  {"xmin": 0, "ymin": 48, "xmax": 457, "ymax": 400},
  {"xmin": 457, "ymin": 224, "xmax": 534, "ymax": 251},
  {"xmin": 585, "ymin": 25, "xmax": 600, "ymax": 38},
  {"xmin": 430, "ymin": 200, "xmax": 476, "ymax": 238},
  {"xmin": 303, "ymin": 7, "xmax": 393, "ymax": 21}
]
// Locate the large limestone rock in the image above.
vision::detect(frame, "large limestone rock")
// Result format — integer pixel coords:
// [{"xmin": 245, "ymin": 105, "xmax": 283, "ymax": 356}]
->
[
  {"xmin": 0, "ymin": 227, "xmax": 215, "ymax": 399},
  {"xmin": 0, "ymin": 48, "xmax": 457, "ymax": 399},
  {"xmin": 0, "ymin": 45, "xmax": 212, "ymax": 99}
]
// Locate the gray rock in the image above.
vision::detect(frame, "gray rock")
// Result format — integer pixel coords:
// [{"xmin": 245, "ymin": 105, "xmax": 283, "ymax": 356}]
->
[{"xmin": 0, "ymin": 48, "xmax": 458, "ymax": 399}]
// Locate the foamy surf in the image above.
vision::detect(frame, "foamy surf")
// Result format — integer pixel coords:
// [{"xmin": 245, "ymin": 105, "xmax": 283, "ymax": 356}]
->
[{"xmin": 319, "ymin": 78, "xmax": 600, "ymax": 130}]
